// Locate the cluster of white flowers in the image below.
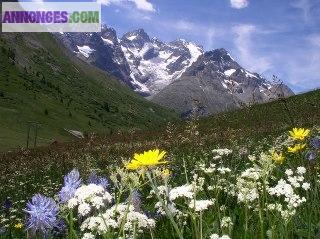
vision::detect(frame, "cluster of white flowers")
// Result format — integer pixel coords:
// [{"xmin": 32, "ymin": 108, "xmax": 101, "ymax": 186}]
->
[
  {"xmin": 211, "ymin": 148, "xmax": 232, "ymax": 160},
  {"xmin": 81, "ymin": 203, "xmax": 155, "ymax": 237},
  {"xmin": 148, "ymin": 185, "xmax": 167, "ymax": 198},
  {"xmin": 67, "ymin": 184, "xmax": 113, "ymax": 216},
  {"xmin": 169, "ymin": 184, "xmax": 194, "ymax": 201},
  {"xmin": 268, "ymin": 180, "xmax": 307, "ymax": 209},
  {"xmin": 155, "ymin": 201, "xmax": 180, "ymax": 216},
  {"xmin": 236, "ymin": 167, "xmax": 261, "ymax": 204},
  {"xmin": 196, "ymin": 159, "xmax": 235, "ymax": 196},
  {"xmin": 212, "ymin": 148, "xmax": 233, "ymax": 156},
  {"xmin": 210, "ymin": 234, "xmax": 232, "ymax": 239},
  {"xmin": 82, "ymin": 232, "xmax": 95, "ymax": 239},
  {"xmin": 267, "ymin": 167, "xmax": 309, "ymax": 221},
  {"xmin": 248, "ymin": 155, "xmax": 256, "ymax": 162},
  {"xmin": 266, "ymin": 202, "xmax": 296, "ymax": 222},
  {"xmin": 220, "ymin": 216, "xmax": 233, "ymax": 229},
  {"xmin": 217, "ymin": 167, "xmax": 231, "ymax": 175},
  {"xmin": 198, "ymin": 163, "xmax": 216, "ymax": 174},
  {"xmin": 284, "ymin": 167, "xmax": 309, "ymax": 189},
  {"xmin": 188, "ymin": 199, "xmax": 214, "ymax": 212},
  {"xmin": 240, "ymin": 167, "xmax": 261, "ymax": 181}
]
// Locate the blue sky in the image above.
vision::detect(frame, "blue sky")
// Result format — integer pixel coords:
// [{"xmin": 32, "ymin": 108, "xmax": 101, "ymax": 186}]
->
[{"xmin": 28, "ymin": 0, "xmax": 320, "ymax": 92}]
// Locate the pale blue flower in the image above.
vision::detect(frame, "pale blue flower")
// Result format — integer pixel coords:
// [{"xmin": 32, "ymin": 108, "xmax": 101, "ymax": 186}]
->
[
  {"xmin": 126, "ymin": 189, "xmax": 141, "ymax": 212},
  {"xmin": 25, "ymin": 194, "xmax": 59, "ymax": 235},
  {"xmin": 87, "ymin": 171, "xmax": 109, "ymax": 189},
  {"xmin": 310, "ymin": 137, "xmax": 320, "ymax": 149},
  {"xmin": 59, "ymin": 169, "xmax": 82, "ymax": 203},
  {"xmin": 306, "ymin": 151, "xmax": 317, "ymax": 161}
]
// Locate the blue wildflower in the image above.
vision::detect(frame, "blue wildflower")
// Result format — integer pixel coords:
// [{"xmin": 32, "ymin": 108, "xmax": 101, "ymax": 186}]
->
[
  {"xmin": 87, "ymin": 171, "xmax": 109, "ymax": 189},
  {"xmin": 126, "ymin": 189, "xmax": 141, "ymax": 212},
  {"xmin": 132, "ymin": 189, "xmax": 142, "ymax": 211},
  {"xmin": 145, "ymin": 210, "xmax": 162, "ymax": 220},
  {"xmin": 2, "ymin": 198, "xmax": 12, "ymax": 211},
  {"xmin": 306, "ymin": 151, "xmax": 317, "ymax": 161},
  {"xmin": 25, "ymin": 194, "xmax": 59, "ymax": 235},
  {"xmin": 59, "ymin": 169, "xmax": 82, "ymax": 203},
  {"xmin": 310, "ymin": 137, "xmax": 320, "ymax": 149},
  {"xmin": 52, "ymin": 219, "xmax": 66, "ymax": 237}
]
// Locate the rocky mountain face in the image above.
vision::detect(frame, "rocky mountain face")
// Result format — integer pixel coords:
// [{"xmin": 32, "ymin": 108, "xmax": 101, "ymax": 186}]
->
[
  {"xmin": 151, "ymin": 49, "xmax": 294, "ymax": 117},
  {"xmin": 55, "ymin": 26, "xmax": 203, "ymax": 96},
  {"xmin": 54, "ymin": 27, "xmax": 135, "ymax": 91},
  {"xmin": 120, "ymin": 29, "xmax": 203, "ymax": 95},
  {"xmin": 56, "ymin": 26, "xmax": 294, "ymax": 117}
]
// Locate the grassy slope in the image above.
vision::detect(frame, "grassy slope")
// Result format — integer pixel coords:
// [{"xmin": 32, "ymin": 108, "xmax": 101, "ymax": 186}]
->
[
  {"xmin": 0, "ymin": 33, "xmax": 178, "ymax": 151},
  {"xmin": 196, "ymin": 89, "xmax": 320, "ymax": 141}
]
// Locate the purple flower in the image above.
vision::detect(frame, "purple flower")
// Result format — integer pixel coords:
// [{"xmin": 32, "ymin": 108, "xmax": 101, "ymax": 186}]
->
[
  {"xmin": 52, "ymin": 219, "xmax": 66, "ymax": 237},
  {"xmin": 2, "ymin": 198, "xmax": 12, "ymax": 215},
  {"xmin": 2, "ymin": 198, "xmax": 12, "ymax": 211},
  {"xmin": 25, "ymin": 194, "xmax": 60, "ymax": 235},
  {"xmin": 87, "ymin": 171, "xmax": 109, "ymax": 189},
  {"xmin": 64, "ymin": 169, "xmax": 82, "ymax": 187},
  {"xmin": 310, "ymin": 137, "xmax": 320, "ymax": 149},
  {"xmin": 126, "ymin": 189, "xmax": 141, "ymax": 212},
  {"xmin": 306, "ymin": 151, "xmax": 317, "ymax": 161},
  {"xmin": 59, "ymin": 169, "xmax": 82, "ymax": 203}
]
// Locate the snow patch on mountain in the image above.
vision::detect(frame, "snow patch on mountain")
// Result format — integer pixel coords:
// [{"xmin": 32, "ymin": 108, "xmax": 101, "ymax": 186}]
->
[
  {"xmin": 77, "ymin": 45, "xmax": 95, "ymax": 58},
  {"xmin": 244, "ymin": 70, "xmax": 258, "ymax": 79},
  {"xmin": 127, "ymin": 35, "xmax": 138, "ymax": 41},
  {"xmin": 224, "ymin": 69, "xmax": 236, "ymax": 77},
  {"xmin": 101, "ymin": 37, "xmax": 114, "ymax": 45},
  {"xmin": 187, "ymin": 42, "xmax": 203, "ymax": 63}
]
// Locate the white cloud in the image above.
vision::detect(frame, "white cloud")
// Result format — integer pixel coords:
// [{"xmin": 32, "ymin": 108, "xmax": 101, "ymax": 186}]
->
[
  {"xmin": 230, "ymin": 0, "xmax": 249, "ymax": 9},
  {"xmin": 171, "ymin": 20, "xmax": 198, "ymax": 31},
  {"xmin": 96, "ymin": 0, "xmax": 119, "ymax": 6},
  {"xmin": 308, "ymin": 34, "xmax": 320, "ymax": 47},
  {"xmin": 97, "ymin": 0, "xmax": 155, "ymax": 12},
  {"xmin": 232, "ymin": 24, "xmax": 271, "ymax": 73},
  {"xmin": 129, "ymin": 0, "xmax": 155, "ymax": 12},
  {"xmin": 291, "ymin": 0, "xmax": 311, "ymax": 23},
  {"xmin": 161, "ymin": 19, "xmax": 219, "ymax": 49}
]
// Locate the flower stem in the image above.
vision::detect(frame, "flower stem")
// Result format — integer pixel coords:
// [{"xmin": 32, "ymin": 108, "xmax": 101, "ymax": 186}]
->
[{"xmin": 146, "ymin": 171, "xmax": 183, "ymax": 239}]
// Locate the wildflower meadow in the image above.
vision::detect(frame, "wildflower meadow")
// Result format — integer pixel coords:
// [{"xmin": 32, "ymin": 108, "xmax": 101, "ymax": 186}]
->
[{"xmin": 1, "ymin": 124, "xmax": 320, "ymax": 239}]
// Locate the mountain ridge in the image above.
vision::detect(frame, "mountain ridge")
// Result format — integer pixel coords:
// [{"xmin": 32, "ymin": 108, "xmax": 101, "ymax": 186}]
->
[
  {"xmin": 152, "ymin": 48, "xmax": 294, "ymax": 117},
  {"xmin": 55, "ymin": 26, "xmax": 294, "ymax": 117}
]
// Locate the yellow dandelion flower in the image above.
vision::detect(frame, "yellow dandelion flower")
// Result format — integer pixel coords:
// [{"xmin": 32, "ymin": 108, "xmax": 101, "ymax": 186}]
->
[
  {"xmin": 289, "ymin": 128, "xmax": 310, "ymax": 141},
  {"xmin": 14, "ymin": 223, "xmax": 23, "ymax": 229},
  {"xmin": 125, "ymin": 149, "xmax": 167, "ymax": 170},
  {"xmin": 288, "ymin": 144, "xmax": 306, "ymax": 153},
  {"xmin": 271, "ymin": 150, "xmax": 285, "ymax": 164}
]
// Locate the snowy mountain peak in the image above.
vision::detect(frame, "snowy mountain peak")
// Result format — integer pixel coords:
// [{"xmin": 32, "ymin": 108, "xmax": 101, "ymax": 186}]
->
[
  {"xmin": 119, "ymin": 32, "xmax": 204, "ymax": 95},
  {"xmin": 121, "ymin": 29, "xmax": 150, "ymax": 47},
  {"xmin": 205, "ymin": 48, "xmax": 236, "ymax": 63},
  {"xmin": 101, "ymin": 26, "xmax": 118, "ymax": 44},
  {"xmin": 56, "ymin": 26, "xmax": 293, "ymax": 106}
]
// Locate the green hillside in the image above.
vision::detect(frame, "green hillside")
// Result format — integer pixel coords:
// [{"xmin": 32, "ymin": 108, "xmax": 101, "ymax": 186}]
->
[
  {"xmin": 0, "ymin": 33, "xmax": 178, "ymax": 151},
  {"xmin": 195, "ymin": 88, "xmax": 320, "ymax": 143}
]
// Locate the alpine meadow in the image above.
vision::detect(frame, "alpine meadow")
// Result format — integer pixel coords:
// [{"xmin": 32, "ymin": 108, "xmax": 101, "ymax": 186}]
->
[{"xmin": 1, "ymin": 0, "xmax": 320, "ymax": 239}]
